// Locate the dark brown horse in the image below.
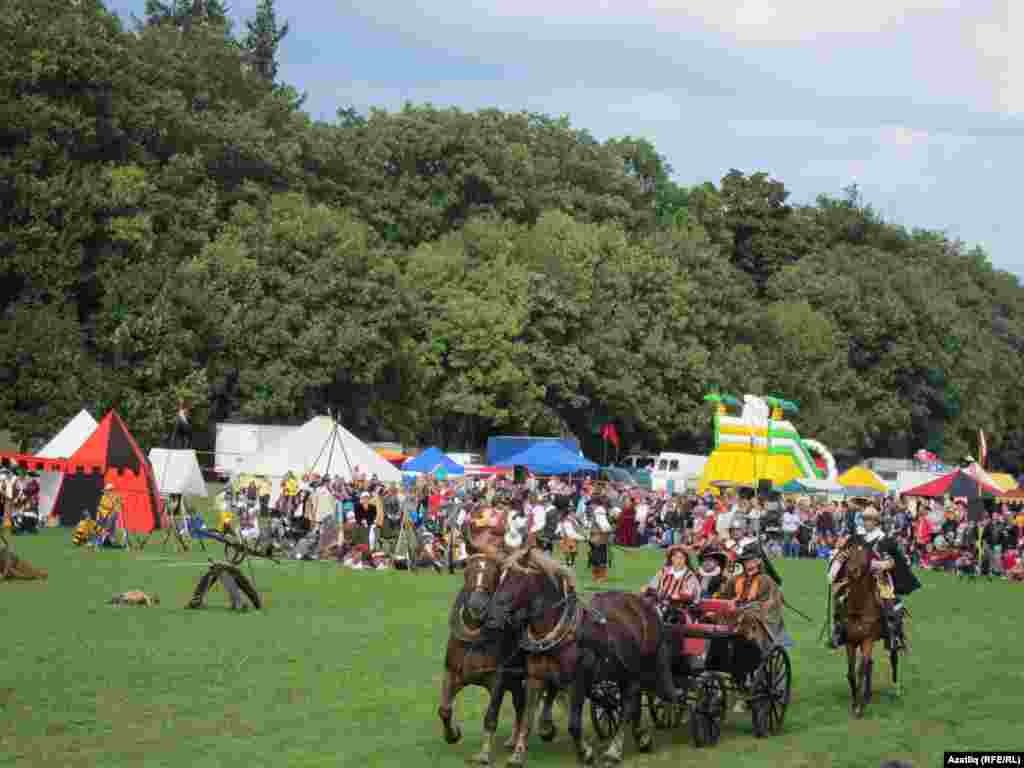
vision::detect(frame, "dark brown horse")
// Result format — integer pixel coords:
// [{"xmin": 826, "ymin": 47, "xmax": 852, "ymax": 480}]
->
[
  {"xmin": 840, "ymin": 543, "xmax": 901, "ymax": 718},
  {"xmin": 439, "ymin": 553, "xmax": 559, "ymax": 766},
  {"xmin": 487, "ymin": 548, "xmax": 678, "ymax": 767}
]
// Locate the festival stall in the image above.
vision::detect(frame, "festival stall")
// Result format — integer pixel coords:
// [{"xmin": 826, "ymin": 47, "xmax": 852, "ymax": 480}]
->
[
  {"xmin": 838, "ymin": 465, "xmax": 888, "ymax": 494},
  {"xmin": 148, "ymin": 449, "xmax": 209, "ymax": 497},
  {"xmin": 987, "ymin": 472, "xmax": 1018, "ymax": 492},
  {"xmin": 402, "ymin": 447, "xmax": 465, "ymax": 477},
  {"xmin": 375, "ymin": 447, "xmax": 411, "ymax": 467},
  {"xmin": 234, "ymin": 415, "xmax": 402, "ymax": 505},
  {"xmin": 495, "ymin": 441, "xmax": 598, "ymax": 476},
  {"xmin": 51, "ymin": 411, "xmax": 161, "ymax": 533},
  {"xmin": 901, "ymin": 468, "xmax": 1005, "ymax": 498},
  {"xmin": 24, "ymin": 409, "xmax": 99, "ymax": 522}
]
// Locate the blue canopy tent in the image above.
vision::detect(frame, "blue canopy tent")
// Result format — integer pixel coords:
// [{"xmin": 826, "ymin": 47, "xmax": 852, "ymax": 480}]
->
[
  {"xmin": 402, "ymin": 447, "xmax": 465, "ymax": 476},
  {"xmin": 496, "ymin": 442, "xmax": 598, "ymax": 476}
]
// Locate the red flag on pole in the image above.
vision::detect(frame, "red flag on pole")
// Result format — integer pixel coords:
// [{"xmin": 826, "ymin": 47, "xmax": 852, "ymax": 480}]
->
[
  {"xmin": 600, "ymin": 423, "xmax": 620, "ymax": 451},
  {"xmin": 978, "ymin": 429, "xmax": 987, "ymax": 468}
]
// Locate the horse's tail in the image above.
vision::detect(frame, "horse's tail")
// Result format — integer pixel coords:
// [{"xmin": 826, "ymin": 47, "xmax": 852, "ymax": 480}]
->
[{"xmin": 654, "ymin": 632, "xmax": 678, "ymax": 703}]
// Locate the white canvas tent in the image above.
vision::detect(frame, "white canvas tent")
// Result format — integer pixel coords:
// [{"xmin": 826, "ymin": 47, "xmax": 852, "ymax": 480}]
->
[
  {"xmin": 149, "ymin": 449, "xmax": 209, "ymax": 497},
  {"xmin": 37, "ymin": 410, "xmax": 98, "ymax": 459},
  {"xmin": 34, "ymin": 410, "xmax": 98, "ymax": 519},
  {"xmin": 236, "ymin": 416, "xmax": 402, "ymax": 503}
]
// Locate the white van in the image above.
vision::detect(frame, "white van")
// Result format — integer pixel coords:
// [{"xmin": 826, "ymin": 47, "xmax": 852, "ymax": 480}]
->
[
  {"xmin": 650, "ymin": 452, "xmax": 708, "ymax": 493},
  {"xmin": 618, "ymin": 454, "xmax": 657, "ymax": 472}
]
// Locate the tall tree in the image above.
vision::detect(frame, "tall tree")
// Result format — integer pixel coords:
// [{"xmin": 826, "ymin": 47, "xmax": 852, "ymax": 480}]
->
[
  {"xmin": 242, "ymin": 0, "xmax": 289, "ymax": 84},
  {"xmin": 143, "ymin": 0, "xmax": 229, "ymax": 30}
]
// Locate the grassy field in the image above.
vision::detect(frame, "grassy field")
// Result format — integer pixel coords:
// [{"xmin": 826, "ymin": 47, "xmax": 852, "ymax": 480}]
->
[{"xmin": 1, "ymin": 527, "xmax": 1021, "ymax": 768}]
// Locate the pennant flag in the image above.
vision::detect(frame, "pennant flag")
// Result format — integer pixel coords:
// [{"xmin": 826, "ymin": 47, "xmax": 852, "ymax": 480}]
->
[
  {"xmin": 600, "ymin": 423, "xmax": 620, "ymax": 451},
  {"xmin": 978, "ymin": 429, "xmax": 987, "ymax": 468}
]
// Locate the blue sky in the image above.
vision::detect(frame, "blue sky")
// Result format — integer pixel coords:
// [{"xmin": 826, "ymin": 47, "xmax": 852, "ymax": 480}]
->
[{"xmin": 108, "ymin": 1, "xmax": 1023, "ymax": 278}]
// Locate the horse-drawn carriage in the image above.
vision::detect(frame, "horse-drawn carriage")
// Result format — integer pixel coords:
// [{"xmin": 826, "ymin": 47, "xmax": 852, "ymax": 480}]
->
[{"xmin": 589, "ymin": 597, "xmax": 791, "ymax": 747}]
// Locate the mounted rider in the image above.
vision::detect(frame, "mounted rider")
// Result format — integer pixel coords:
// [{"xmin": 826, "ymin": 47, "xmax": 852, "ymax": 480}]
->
[
  {"xmin": 827, "ymin": 505, "xmax": 920, "ymax": 651},
  {"xmin": 642, "ymin": 543, "xmax": 700, "ymax": 623}
]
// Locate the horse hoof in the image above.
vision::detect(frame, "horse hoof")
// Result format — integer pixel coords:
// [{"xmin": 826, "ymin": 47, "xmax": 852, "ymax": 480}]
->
[
  {"xmin": 469, "ymin": 752, "xmax": 491, "ymax": 766},
  {"xmin": 636, "ymin": 733, "xmax": 653, "ymax": 753},
  {"xmin": 539, "ymin": 722, "xmax": 556, "ymax": 742},
  {"xmin": 445, "ymin": 726, "xmax": 463, "ymax": 744}
]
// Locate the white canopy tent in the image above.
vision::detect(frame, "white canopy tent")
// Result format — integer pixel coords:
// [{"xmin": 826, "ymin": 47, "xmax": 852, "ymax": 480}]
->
[
  {"xmin": 799, "ymin": 478, "xmax": 846, "ymax": 494},
  {"xmin": 149, "ymin": 449, "xmax": 209, "ymax": 497},
  {"xmin": 34, "ymin": 410, "xmax": 99, "ymax": 520},
  {"xmin": 235, "ymin": 416, "xmax": 402, "ymax": 504}
]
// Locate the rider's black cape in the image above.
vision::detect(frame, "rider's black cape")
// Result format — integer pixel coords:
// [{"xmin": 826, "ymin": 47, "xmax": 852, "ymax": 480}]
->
[{"xmin": 854, "ymin": 533, "xmax": 921, "ymax": 596}]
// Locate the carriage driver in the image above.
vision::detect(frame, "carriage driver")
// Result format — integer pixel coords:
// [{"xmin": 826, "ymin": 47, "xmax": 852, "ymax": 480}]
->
[{"xmin": 642, "ymin": 544, "xmax": 700, "ymax": 621}]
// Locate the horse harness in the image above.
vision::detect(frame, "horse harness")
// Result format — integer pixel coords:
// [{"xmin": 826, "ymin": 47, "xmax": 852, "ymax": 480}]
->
[
  {"xmin": 449, "ymin": 555, "xmax": 499, "ymax": 645},
  {"xmin": 520, "ymin": 578, "xmax": 584, "ymax": 654}
]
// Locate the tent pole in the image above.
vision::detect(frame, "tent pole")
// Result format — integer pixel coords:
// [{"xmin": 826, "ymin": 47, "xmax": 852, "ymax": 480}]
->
[
  {"xmin": 324, "ymin": 423, "xmax": 338, "ymax": 479},
  {"xmin": 331, "ymin": 420, "xmax": 355, "ymax": 481},
  {"xmin": 309, "ymin": 412, "xmax": 333, "ymax": 476}
]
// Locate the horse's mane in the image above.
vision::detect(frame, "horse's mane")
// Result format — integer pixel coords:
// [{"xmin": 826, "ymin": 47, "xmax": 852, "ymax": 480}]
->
[
  {"xmin": 526, "ymin": 548, "xmax": 577, "ymax": 592},
  {"xmin": 503, "ymin": 546, "xmax": 577, "ymax": 593}
]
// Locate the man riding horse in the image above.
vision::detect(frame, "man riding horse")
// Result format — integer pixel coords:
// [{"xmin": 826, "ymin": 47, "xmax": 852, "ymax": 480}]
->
[{"xmin": 828, "ymin": 506, "xmax": 920, "ymax": 651}]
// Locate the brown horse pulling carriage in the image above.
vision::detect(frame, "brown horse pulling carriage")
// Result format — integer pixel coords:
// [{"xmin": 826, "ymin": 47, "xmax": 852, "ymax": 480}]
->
[
  {"xmin": 439, "ymin": 551, "xmax": 561, "ymax": 766},
  {"xmin": 589, "ymin": 596, "xmax": 792, "ymax": 748}
]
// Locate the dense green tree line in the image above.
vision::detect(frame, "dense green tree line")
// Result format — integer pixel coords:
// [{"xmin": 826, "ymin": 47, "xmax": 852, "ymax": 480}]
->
[{"xmin": 2, "ymin": 0, "xmax": 1023, "ymax": 471}]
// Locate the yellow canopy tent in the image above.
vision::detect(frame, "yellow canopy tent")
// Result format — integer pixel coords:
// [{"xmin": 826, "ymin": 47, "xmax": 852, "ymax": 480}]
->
[
  {"xmin": 374, "ymin": 447, "xmax": 409, "ymax": 464},
  {"xmin": 837, "ymin": 466, "xmax": 887, "ymax": 493},
  {"xmin": 988, "ymin": 472, "xmax": 1018, "ymax": 492}
]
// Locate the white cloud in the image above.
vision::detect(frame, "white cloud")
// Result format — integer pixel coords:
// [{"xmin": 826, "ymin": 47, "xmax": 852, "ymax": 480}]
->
[{"xmin": 973, "ymin": 6, "xmax": 1024, "ymax": 115}]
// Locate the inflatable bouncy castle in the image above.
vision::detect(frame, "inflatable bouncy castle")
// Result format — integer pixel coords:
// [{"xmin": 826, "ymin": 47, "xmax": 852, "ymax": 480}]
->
[{"xmin": 697, "ymin": 393, "xmax": 837, "ymax": 493}]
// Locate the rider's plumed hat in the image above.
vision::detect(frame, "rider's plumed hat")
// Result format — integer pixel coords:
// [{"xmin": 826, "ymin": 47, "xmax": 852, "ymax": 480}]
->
[
  {"xmin": 699, "ymin": 546, "xmax": 728, "ymax": 565},
  {"xmin": 737, "ymin": 548, "xmax": 761, "ymax": 563}
]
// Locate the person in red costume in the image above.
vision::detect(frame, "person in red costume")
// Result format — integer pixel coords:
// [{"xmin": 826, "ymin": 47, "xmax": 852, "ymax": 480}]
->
[{"xmin": 616, "ymin": 495, "xmax": 638, "ymax": 547}]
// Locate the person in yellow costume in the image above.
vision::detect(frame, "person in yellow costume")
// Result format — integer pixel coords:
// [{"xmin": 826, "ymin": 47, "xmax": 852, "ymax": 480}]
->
[
  {"xmin": 96, "ymin": 483, "xmax": 124, "ymax": 546},
  {"xmin": 280, "ymin": 472, "xmax": 300, "ymax": 517}
]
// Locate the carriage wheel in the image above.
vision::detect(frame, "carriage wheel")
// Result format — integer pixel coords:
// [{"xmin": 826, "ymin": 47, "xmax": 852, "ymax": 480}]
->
[
  {"xmin": 689, "ymin": 673, "xmax": 725, "ymax": 747},
  {"xmin": 648, "ymin": 691, "xmax": 685, "ymax": 730},
  {"xmin": 751, "ymin": 647, "xmax": 791, "ymax": 737},
  {"xmin": 589, "ymin": 679, "xmax": 622, "ymax": 741}
]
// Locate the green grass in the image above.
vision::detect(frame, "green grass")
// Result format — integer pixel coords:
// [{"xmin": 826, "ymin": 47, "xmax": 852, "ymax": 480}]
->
[{"xmin": 1, "ymin": 529, "xmax": 1020, "ymax": 768}]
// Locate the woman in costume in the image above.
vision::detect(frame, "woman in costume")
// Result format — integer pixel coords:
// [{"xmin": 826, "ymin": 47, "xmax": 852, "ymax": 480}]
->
[{"xmin": 642, "ymin": 544, "xmax": 700, "ymax": 620}]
